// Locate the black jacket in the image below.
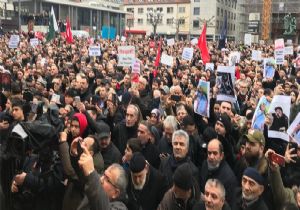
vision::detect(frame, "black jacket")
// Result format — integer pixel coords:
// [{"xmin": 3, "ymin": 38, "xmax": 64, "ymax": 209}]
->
[
  {"xmin": 101, "ymin": 142, "xmax": 122, "ymax": 170},
  {"xmin": 231, "ymin": 188, "xmax": 268, "ymax": 210},
  {"xmin": 141, "ymin": 142, "xmax": 161, "ymax": 169},
  {"xmin": 126, "ymin": 166, "xmax": 168, "ymax": 210},
  {"xmin": 200, "ymin": 160, "xmax": 238, "ymax": 204},
  {"xmin": 159, "ymin": 155, "xmax": 199, "ymax": 189}
]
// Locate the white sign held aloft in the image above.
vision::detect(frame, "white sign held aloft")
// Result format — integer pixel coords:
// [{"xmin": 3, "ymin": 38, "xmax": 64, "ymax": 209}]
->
[
  {"xmin": 284, "ymin": 46, "xmax": 293, "ymax": 55},
  {"xmin": 191, "ymin": 38, "xmax": 198, "ymax": 45},
  {"xmin": 252, "ymin": 50, "xmax": 262, "ymax": 61},
  {"xmin": 275, "ymin": 38, "xmax": 285, "ymax": 65},
  {"xmin": 89, "ymin": 45, "xmax": 101, "ymax": 56},
  {"xmin": 167, "ymin": 38, "xmax": 175, "ymax": 46},
  {"xmin": 118, "ymin": 46, "xmax": 135, "ymax": 67},
  {"xmin": 244, "ymin": 34, "xmax": 252, "ymax": 46},
  {"xmin": 182, "ymin": 48, "xmax": 194, "ymax": 61},
  {"xmin": 30, "ymin": 38, "xmax": 39, "ymax": 47},
  {"xmin": 160, "ymin": 53, "xmax": 173, "ymax": 66}
]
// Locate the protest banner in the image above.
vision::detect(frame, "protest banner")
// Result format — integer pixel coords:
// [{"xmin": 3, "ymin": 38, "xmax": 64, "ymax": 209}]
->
[
  {"xmin": 268, "ymin": 95, "xmax": 291, "ymax": 141},
  {"xmin": 284, "ymin": 46, "xmax": 293, "ymax": 55},
  {"xmin": 194, "ymin": 80, "xmax": 210, "ymax": 117},
  {"xmin": 252, "ymin": 50, "xmax": 262, "ymax": 61},
  {"xmin": 131, "ymin": 59, "xmax": 141, "ymax": 74},
  {"xmin": 160, "ymin": 53, "xmax": 173, "ymax": 66},
  {"xmin": 30, "ymin": 38, "xmax": 39, "ymax": 47},
  {"xmin": 216, "ymin": 66, "xmax": 236, "ymax": 103},
  {"xmin": 118, "ymin": 46, "xmax": 135, "ymax": 67},
  {"xmin": 287, "ymin": 113, "xmax": 300, "ymax": 145},
  {"xmin": 182, "ymin": 47, "xmax": 193, "ymax": 61},
  {"xmin": 8, "ymin": 35, "xmax": 20, "ymax": 49},
  {"xmin": 244, "ymin": 34, "xmax": 252, "ymax": 46},
  {"xmin": 167, "ymin": 38, "xmax": 175, "ymax": 46},
  {"xmin": 89, "ymin": 45, "xmax": 101, "ymax": 56},
  {"xmin": 275, "ymin": 38, "xmax": 285, "ymax": 65}
]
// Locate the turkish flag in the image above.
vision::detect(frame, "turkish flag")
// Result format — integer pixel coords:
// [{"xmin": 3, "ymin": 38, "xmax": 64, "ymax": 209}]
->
[
  {"xmin": 154, "ymin": 39, "xmax": 162, "ymax": 77},
  {"xmin": 66, "ymin": 17, "xmax": 73, "ymax": 44},
  {"xmin": 198, "ymin": 23, "xmax": 210, "ymax": 64}
]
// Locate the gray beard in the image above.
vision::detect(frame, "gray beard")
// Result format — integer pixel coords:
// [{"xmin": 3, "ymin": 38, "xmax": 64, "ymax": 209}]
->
[{"xmin": 207, "ymin": 160, "xmax": 220, "ymax": 171}]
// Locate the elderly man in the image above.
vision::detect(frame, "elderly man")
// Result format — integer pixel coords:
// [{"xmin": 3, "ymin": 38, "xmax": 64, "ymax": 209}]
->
[
  {"xmin": 159, "ymin": 130, "xmax": 199, "ymax": 188},
  {"xmin": 112, "ymin": 104, "xmax": 139, "ymax": 154},
  {"xmin": 200, "ymin": 139, "xmax": 237, "ymax": 204},
  {"xmin": 78, "ymin": 145, "xmax": 128, "ymax": 210},
  {"xmin": 126, "ymin": 152, "xmax": 168, "ymax": 210},
  {"xmin": 196, "ymin": 179, "xmax": 231, "ymax": 210},
  {"xmin": 231, "ymin": 167, "xmax": 268, "ymax": 210}
]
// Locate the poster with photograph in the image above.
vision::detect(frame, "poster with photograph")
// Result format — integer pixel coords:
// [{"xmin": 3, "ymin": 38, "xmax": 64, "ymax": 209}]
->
[
  {"xmin": 252, "ymin": 50, "xmax": 262, "ymax": 61},
  {"xmin": 216, "ymin": 66, "xmax": 236, "ymax": 103},
  {"xmin": 194, "ymin": 80, "xmax": 210, "ymax": 117},
  {"xmin": 268, "ymin": 95, "xmax": 291, "ymax": 141},
  {"xmin": 251, "ymin": 96, "xmax": 271, "ymax": 131},
  {"xmin": 263, "ymin": 58, "xmax": 276, "ymax": 79},
  {"xmin": 229, "ymin": 51, "xmax": 240, "ymax": 66},
  {"xmin": 287, "ymin": 113, "xmax": 300, "ymax": 145}
]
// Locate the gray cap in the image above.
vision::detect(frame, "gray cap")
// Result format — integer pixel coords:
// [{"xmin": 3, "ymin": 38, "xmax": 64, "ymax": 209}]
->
[
  {"xmin": 37, "ymin": 77, "xmax": 47, "ymax": 87},
  {"xmin": 160, "ymin": 85, "xmax": 170, "ymax": 95}
]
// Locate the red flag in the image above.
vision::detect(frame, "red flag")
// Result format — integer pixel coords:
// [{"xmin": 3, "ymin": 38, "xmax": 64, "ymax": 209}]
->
[
  {"xmin": 66, "ymin": 17, "xmax": 73, "ymax": 44},
  {"xmin": 153, "ymin": 38, "xmax": 162, "ymax": 77},
  {"xmin": 198, "ymin": 23, "xmax": 210, "ymax": 64}
]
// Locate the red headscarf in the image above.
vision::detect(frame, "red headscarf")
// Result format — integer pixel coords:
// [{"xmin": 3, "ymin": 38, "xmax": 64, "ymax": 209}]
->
[{"xmin": 73, "ymin": 113, "xmax": 88, "ymax": 137}]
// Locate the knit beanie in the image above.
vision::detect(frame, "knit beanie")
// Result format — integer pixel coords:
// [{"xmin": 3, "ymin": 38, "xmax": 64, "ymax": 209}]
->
[
  {"xmin": 73, "ymin": 113, "xmax": 88, "ymax": 137},
  {"xmin": 129, "ymin": 152, "xmax": 146, "ymax": 173},
  {"xmin": 173, "ymin": 163, "xmax": 193, "ymax": 191},
  {"xmin": 243, "ymin": 167, "xmax": 264, "ymax": 186},
  {"xmin": 216, "ymin": 113, "xmax": 232, "ymax": 133}
]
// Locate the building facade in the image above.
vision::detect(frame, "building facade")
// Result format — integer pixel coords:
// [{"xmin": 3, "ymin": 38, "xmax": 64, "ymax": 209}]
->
[
  {"xmin": 123, "ymin": 0, "xmax": 240, "ymax": 41},
  {"xmin": 1, "ymin": 0, "xmax": 126, "ymax": 35},
  {"xmin": 241, "ymin": 0, "xmax": 300, "ymax": 42}
]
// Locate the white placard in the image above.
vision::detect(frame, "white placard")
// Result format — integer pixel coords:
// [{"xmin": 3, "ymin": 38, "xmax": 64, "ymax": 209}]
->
[
  {"xmin": 252, "ymin": 50, "xmax": 262, "ymax": 61},
  {"xmin": 118, "ymin": 46, "xmax": 135, "ymax": 67},
  {"xmin": 121, "ymin": 36, "xmax": 126, "ymax": 42},
  {"xmin": 8, "ymin": 35, "xmax": 20, "ymax": 48},
  {"xmin": 268, "ymin": 95, "xmax": 291, "ymax": 141},
  {"xmin": 287, "ymin": 113, "xmax": 300, "ymax": 145},
  {"xmin": 167, "ymin": 38, "xmax": 175, "ymax": 46},
  {"xmin": 131, "ymin": 59, "xmax": 140, "ymax": 74},
  {"xmin": 30, "ymin": 38, "xmax": 39, "ymax": 47},
  {"xmin": 275, "ymin": 38, "xmax": 285, "ymax": 65},
  {"xmin": 89, "ymin": 45, "xmax": 101, "ymax": 56},
  {"xmin": 205, "ymin": 63, "xmax": 214, "ymax": 71},
  {"xmin": 284, "ymin": 46, "xmax": 293, "ymax": 55},
  {"xmin": 244, "ymin": 33, "xmax": 252, "ymax": 46},
  {"xmin": 229, "ymin": 51, "xmax": 240, "ymax": 66},
  {"xmin": 191, "ymin": 38, "xmax": 198, "ymax": 45},
  {"xmin": 182, "ymin": 47, "xmax": 194, "ymax": 61},
  {"xmin": 286, "ymin": 39, "xmax": 293, "ymax": 46},
  {"xmin": 160, "ymin": 53, "xmax": 173, "ymax": 66}
]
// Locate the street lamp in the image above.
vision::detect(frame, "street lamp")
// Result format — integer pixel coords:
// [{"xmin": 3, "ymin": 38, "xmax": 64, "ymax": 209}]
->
[{"xmin": 146, "ymin": 9, "xmax": 163, "ymax": 36}]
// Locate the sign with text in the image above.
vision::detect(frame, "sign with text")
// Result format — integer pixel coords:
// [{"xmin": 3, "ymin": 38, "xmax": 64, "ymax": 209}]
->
[
  {"xmin": 275, "ymin": 38, "xmax": 285, "ymax": 65},
  {"xmin": 8, "ymin": 35, "xmax": 20, "ymax": 48},
  {"xmin": 284, "ymin": 46, "xmax": 293, "ymax": 55},
  {"xmin": 89, "ymin": 45, "xmax": 101, "ymax": 56},
  {"xmin": 167, "ymin": 38, "xmax": 175, "ymax": 46},
  {"xmin": 30, "ymin": 38, "xmax": 39, "ymax": 47},
  {"xmin": 191, "ymin": 38, "xmax": 198, "ymax": 45},
  {"xmin": 131, "ymin": 59, "xmax": 140, "ymax": 74},
  {"xmin": 182, "ymin": 47, "xmax": 193, "ymax": 61},
  {"xmin": 118, "ymin": 46, "xmax": 135, "ymax": 67},
  {"xmin": 160, "ymin": 53, "xmax": 173, "ymax": 66}
]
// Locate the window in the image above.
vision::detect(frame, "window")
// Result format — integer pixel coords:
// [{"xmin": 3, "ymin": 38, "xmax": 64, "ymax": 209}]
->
[
  {"xmin": 221, "ymin": 9, "xmax": 223, "ymax": 17},
  {"xmin": 126, "ymin": 19, "xmax": 134, "ymax": 27},
  {"xmin": 147, "ymin": 8, "xmax": 153, "ymax": 12},
  {"xmin": 157, "ymin": 7, "xmax": 163, "ymax": 12},
  {"xmin": 127, "ymin": 8, "xmax": 134, "ymax": 13},
  {"xmin": 178, "ymin": 7, "xmax": 185, "ymax": 13},
  {"xmin": 194, "ymin": 0, "xmax": 200, "ymax": 2},
  {"xmin": 137, "ymin": 18, "xmax": 143, "ymax": 24},
  {"xmin": 193, "ymin": 7, "xmax": 200, "ymax": 15},
  {"xmin": 216, "ymin": 20, "xmax": 219, "ymax": 28},
  {"xmin": 217, "ymin": 7, "xmax": 220, "ymax": 16},
  {"xmin": 167, "ymin": 18, "xmax": 173, "ymax": 24},
  {"xmin": 193, "ymin": 20, "xmax": 199, "ymax": 28},
  {"xmin": 138, "ymin": 8, "xmax": 143, "ymax": 14},
  {"xmin": 167, "ymin": 7, "xmax": 173, "ymax": 13},
  {"xmin": 179, "ymin": 19, "xmax": 185, "ymax": 25}
]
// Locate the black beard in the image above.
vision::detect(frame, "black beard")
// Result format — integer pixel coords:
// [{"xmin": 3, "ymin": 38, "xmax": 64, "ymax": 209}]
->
[{"xmin": 244, "ymin": 153, "xmax": 260, "ymax": 166}]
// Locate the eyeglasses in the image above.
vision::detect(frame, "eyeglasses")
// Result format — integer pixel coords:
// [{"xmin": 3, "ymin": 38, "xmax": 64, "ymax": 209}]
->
[{"xmin": 102, "ymin": 173, "xmax": 118, "ymax": 189}]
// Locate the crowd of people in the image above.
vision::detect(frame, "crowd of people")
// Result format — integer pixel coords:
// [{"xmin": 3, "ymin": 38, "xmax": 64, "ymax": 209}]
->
[{"xmin": 0, "ymin": 31, "xmax": 300, "ymax": 210}]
